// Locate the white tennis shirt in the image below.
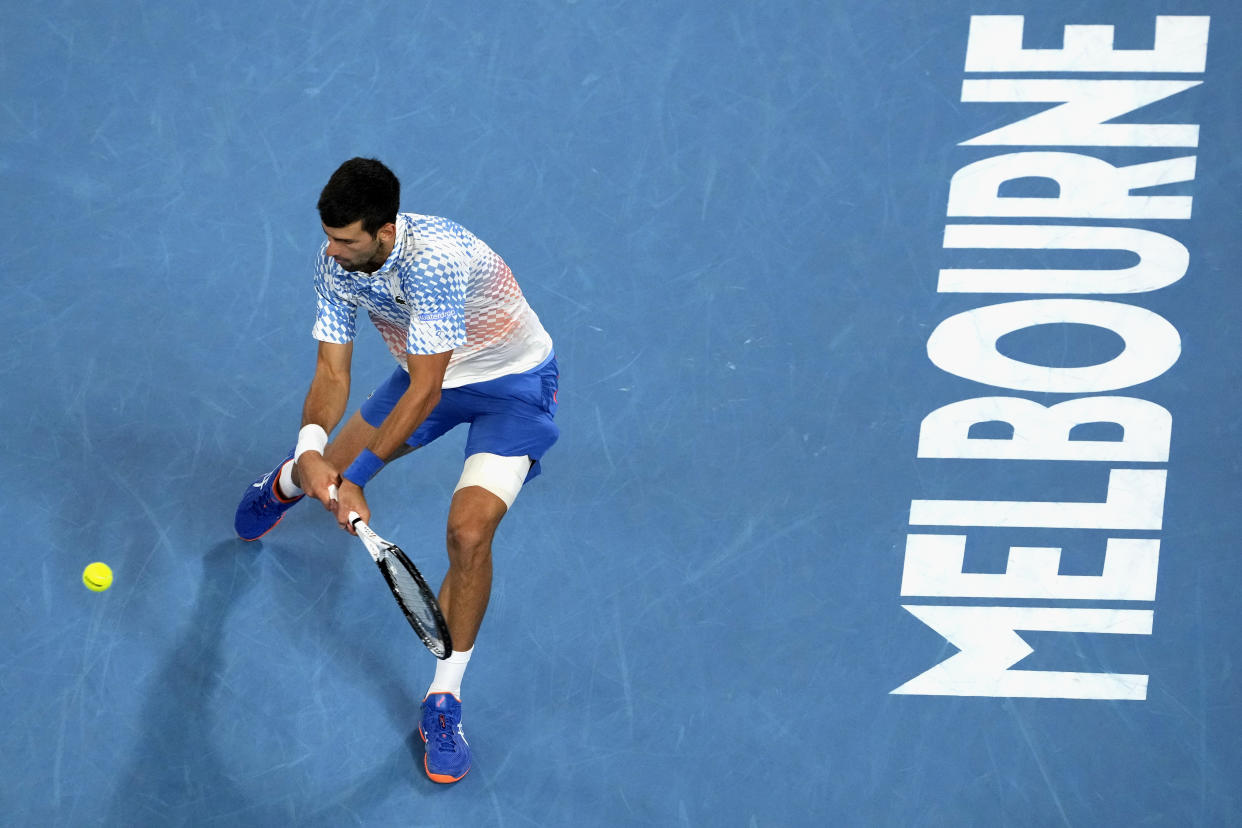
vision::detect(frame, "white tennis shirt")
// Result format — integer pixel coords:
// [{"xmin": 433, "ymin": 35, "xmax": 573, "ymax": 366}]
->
[{"xmin": 311, "ymin": 213, "xmax": 553, "ymax": 388}]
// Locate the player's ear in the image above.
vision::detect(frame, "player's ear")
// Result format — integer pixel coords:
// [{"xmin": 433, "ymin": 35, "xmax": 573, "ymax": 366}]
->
[{"xmin": 379, "ymin": 222, "xmax": 397, "ymax": 245}]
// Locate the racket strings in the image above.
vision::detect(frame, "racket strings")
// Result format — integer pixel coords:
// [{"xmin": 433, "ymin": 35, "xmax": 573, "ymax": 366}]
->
[{"xmin": 382, "ymin": 558, "xmax": 450, "ymax": 652}]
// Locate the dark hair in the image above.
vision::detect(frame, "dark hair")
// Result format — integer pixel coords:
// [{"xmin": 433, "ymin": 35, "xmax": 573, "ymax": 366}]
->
[{"xmin": 317, "ymin": 157, "xmax": 400, "ymax": 235}]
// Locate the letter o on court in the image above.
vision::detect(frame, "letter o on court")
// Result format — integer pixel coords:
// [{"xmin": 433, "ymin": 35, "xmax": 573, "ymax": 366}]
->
[{"xmin": 926, "ymin": 299, "xmax": 1181, "ymax": 393}]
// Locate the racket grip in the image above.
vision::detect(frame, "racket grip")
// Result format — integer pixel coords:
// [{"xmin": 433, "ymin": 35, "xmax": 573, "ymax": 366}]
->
[{"xmin": 347, "ymin": 511, "xmax": 362, "ymax": 527}]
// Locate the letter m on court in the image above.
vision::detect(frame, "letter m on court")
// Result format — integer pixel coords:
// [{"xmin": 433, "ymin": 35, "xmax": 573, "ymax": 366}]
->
[{"xmin": 892, "ymin": 605, "xmax": 1153, "ymax": 700}]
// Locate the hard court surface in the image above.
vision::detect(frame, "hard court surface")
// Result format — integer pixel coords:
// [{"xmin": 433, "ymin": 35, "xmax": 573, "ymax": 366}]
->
[{"xmin": 2, "ymin": 1, "xmax": 1240, "ymax": 825}]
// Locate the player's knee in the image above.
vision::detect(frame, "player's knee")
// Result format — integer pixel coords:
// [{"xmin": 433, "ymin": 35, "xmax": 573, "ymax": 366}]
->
[{"xmin": 445, "ymin": 520, "xmax": 492, "ymax": 568}]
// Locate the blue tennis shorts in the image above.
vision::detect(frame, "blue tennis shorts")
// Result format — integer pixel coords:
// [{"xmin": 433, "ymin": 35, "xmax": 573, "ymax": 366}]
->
[{"xmin": 360, "ymin": 354, "xmax": 560, "ymax": 481}]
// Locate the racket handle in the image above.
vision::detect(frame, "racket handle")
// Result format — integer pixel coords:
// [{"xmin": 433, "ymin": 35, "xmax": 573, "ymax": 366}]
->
[{"xmin": 347, "ymin": 511, "xmax": 363, "ymax": 527}]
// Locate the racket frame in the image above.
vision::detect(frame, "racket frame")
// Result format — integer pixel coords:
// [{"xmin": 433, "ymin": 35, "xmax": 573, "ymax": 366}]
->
[{"xmin": 349, "ymin": 512, "xmax": 454, "ymax": 660}]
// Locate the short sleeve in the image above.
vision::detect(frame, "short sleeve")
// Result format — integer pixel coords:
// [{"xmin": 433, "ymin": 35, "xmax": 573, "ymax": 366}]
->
[{"xmin": 310, "ymin": 249, "xmax": 357, "ymax": 344}]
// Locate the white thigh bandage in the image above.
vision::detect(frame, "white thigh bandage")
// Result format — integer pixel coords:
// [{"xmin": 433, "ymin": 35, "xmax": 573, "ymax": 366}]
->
[{"xmin": 453, "ymin": 453, "xmax": 530, "ymax": 509}]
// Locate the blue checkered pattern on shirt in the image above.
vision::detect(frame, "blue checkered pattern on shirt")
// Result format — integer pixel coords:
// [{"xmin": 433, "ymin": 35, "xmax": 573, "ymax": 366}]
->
[
  {"xmin": 311, "ymin": 212, "xmax": 552, "ymax": 387},
  {"xmin": 311, "ymin": 214, "xmax": 470, "ymax": 354}
]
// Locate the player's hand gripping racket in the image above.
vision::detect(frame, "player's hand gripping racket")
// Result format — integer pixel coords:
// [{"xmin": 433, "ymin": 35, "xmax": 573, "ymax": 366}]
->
[{"xmin": 328, "ymin": 487, "xmax": 452, "ymax": 659}]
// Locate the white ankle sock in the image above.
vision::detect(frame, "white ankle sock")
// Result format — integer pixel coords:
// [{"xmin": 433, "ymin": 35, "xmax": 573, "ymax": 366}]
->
[
  {"xmin": 276, "ymin": 460, "xmax": 302, "ymax": 500},
  {"xmin": 427, "ymin": 646, "xmax": 474, "ymax": 698}
]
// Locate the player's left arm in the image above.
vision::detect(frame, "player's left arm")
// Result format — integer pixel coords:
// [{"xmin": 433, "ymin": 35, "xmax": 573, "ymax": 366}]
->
[
  {"xmin": 333, "ymin": 349, "xmax": 453, "ymax": 530},
  {"xmin": 367, "ymin": 350, "xmax": 452, "ymax": 464}
]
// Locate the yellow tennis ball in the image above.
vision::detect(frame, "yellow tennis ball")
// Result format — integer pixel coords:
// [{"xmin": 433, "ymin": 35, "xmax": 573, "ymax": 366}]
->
[{"xmin": 83, "ymin": 562, "xmax": 113, "ymax": 592}]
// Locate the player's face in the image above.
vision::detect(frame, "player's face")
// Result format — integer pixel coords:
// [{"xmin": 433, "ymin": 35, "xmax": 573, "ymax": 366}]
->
[{"xmin": 322, "ymin": 220, "xmax": 393, "ymax": 273}]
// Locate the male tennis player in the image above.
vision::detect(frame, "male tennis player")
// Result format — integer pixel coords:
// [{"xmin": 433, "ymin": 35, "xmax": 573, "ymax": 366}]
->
[{"xmin": 233, "ymin": 157, "xmax": 559, "ymax": 784}]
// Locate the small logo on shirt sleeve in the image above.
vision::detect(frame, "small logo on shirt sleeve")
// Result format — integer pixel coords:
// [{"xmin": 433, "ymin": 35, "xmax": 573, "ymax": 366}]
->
[{"xmin": 418, "ymin": 309, "xmax": 454, "ymax": 322}]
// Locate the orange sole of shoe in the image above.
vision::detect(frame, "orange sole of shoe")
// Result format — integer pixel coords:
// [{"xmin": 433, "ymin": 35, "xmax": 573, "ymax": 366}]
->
[{"xmin": 424, "ymin": 757, "xmax": 469, "ymax": 784}]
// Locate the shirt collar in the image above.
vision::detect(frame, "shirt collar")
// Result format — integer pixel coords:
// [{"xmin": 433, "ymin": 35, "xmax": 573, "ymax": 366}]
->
[{"xmin": 374, "ymin": 213, "xmax": 409, "ymax": 276}]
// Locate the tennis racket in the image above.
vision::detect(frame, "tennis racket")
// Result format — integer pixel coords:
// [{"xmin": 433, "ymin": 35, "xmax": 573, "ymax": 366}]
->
[{"xmin": 328, "ymin": 486, "xmax": 452, "ymax": 658}]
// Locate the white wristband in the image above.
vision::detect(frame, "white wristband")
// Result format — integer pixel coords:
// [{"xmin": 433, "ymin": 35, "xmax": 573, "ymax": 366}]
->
[{"xmin": 294, "ymin": 424, "xmax": 328, "ymax": 463}]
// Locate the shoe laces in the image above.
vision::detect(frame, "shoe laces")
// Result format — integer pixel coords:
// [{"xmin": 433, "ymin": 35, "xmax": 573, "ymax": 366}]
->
[
  {"xmin": 431, "ymin": 710, "xmax": 461, "ymax": 751},
  {"xmin": 246, "ymin": 488, "xmax": 277, "ymax": 515},
  {"xmin": 246, "ymin": 469, "xmax": 293, "ymax": 515}
]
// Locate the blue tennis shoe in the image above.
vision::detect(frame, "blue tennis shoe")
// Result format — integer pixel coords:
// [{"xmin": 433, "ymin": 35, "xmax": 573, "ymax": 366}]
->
[
  {"xmin": 419, "ymin": 692, "xmax": 471, "ymax": 783},
  {"xmin": 234, "ymin": 451, "xmax": 303, "ymax": 541}
]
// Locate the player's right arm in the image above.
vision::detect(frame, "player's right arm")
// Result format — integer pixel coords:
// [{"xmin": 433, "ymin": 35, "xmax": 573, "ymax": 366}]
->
[
  {"xmin": 300, "ymin": 244, "xmax": 360, "ymax": 506},
  {"xmin": 295, "ymin": 339, "xmax": 353, "ymax": 506}
]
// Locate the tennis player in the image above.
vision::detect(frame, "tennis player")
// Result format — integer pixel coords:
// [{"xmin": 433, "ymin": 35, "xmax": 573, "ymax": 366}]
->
[{"xmin": 234, "ymin": 157, "xmax": 559, "ymax": 784}]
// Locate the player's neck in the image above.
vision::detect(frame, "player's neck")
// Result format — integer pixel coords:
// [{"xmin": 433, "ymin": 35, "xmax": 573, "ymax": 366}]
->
[{"xmin": 360, "ymin": 239, "xmax": 395, "ymax": 273}]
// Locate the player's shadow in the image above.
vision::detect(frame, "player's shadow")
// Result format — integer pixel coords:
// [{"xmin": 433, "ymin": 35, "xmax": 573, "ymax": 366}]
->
[
  {"xmin": 305, "ymin": 575, "xmax": 439, "ymax": 790},
  {"xmin": 107, "ymin": 528, "xmax": 445, "ymax": 824},
  {"xmin": 106, "ymin": 539, "xmax": 262, "ymax": 825}
]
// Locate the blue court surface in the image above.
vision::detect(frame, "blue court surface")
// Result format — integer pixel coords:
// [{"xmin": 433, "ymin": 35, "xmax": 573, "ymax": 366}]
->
[{"xmin": 4, "ymin": 1, "xmax": 1241, "ymax": 825}]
